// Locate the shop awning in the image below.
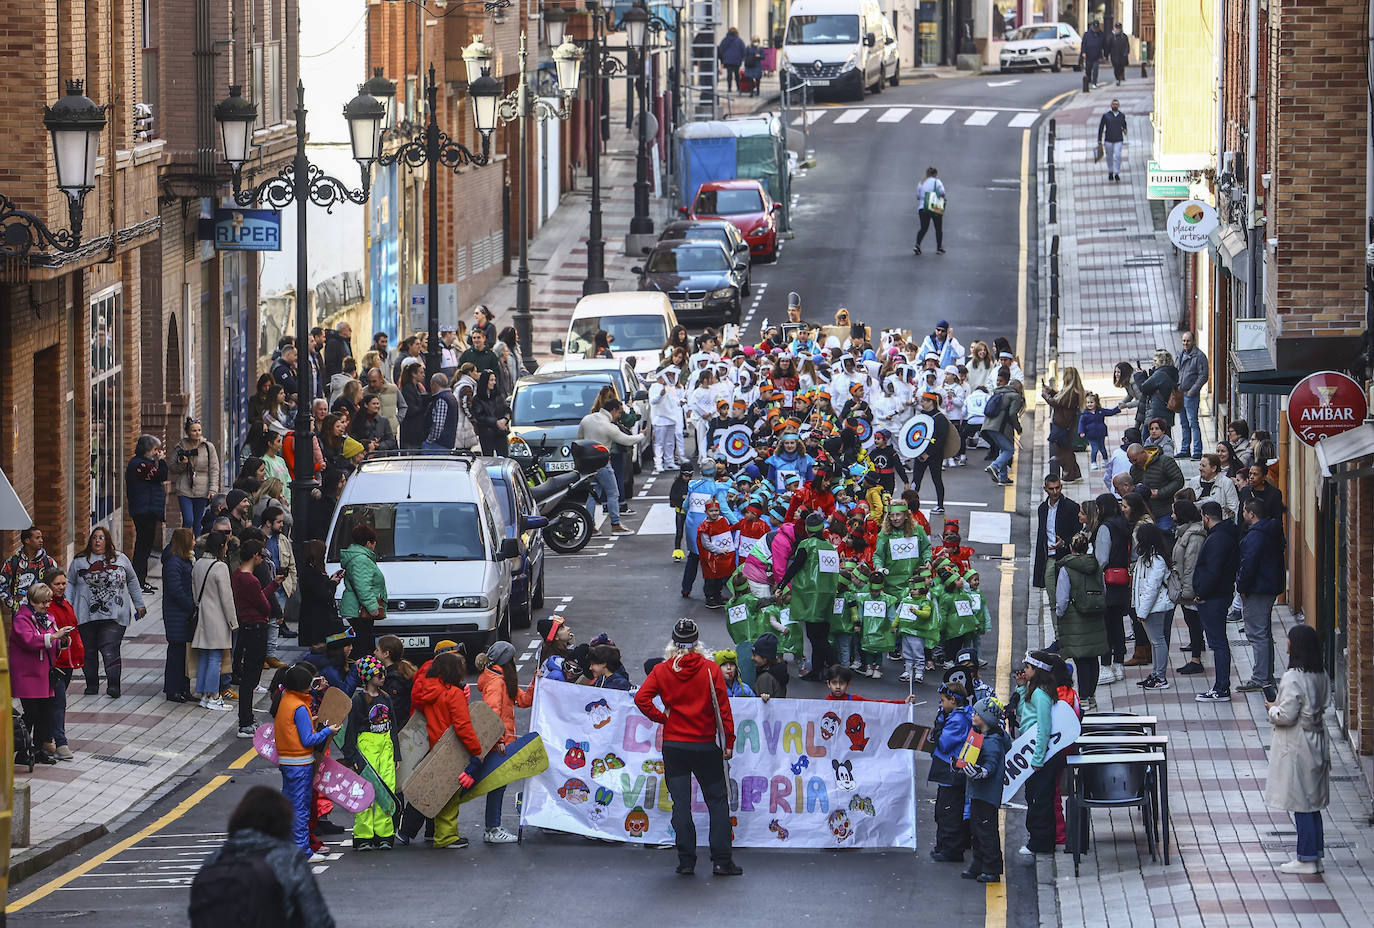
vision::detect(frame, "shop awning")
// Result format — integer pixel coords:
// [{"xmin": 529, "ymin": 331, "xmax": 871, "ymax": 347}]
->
[
  {"xmin": 1315, "ymin": 423, "xmax": 1374, "ymax": 477},
  {"xmin": 1208, "ymin": 224, "xmax": 1248, "ymax": 277},
  {"xmin": 1230, "ymin": 345, "xmax": 1308, "ymax": 395}
]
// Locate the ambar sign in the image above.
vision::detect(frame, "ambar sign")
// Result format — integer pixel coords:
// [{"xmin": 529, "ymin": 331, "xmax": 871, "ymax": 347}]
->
[{"xmin": 1288, "ymin": 371, "xmax": 1369, "ymax": 447}]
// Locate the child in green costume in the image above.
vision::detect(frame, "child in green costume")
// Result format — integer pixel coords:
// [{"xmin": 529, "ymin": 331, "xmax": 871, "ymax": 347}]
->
[
  {"xmin": 830, "ymin": 559, "xmax": 863, "ymax": 670},
  {"xmin": 761, "ymin": 587, "xmax": 805, "ymax": 662},
  {"xmin": 341, "ymin": 655, "xmax": 397, "ymax": 850},
  {"xmin": 896, "ymin": 568, "xmax": 942, "ymax": 684},
  {"xmin": 935, "ymin": 560, "xmax": 981, "ymax": 661},
  {"xmin": 850, "ymin": 568, "xmax": 900, "ymax": 679}
]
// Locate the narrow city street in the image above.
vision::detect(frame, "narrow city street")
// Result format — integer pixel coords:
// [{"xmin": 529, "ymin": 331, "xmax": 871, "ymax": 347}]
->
[{"xmin": 6, "ymin": 71, "xmax": 1079, "ymax": 927}]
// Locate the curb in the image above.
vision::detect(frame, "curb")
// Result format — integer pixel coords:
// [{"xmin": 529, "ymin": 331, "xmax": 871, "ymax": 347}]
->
[{"xmin": 10, "ymin": 823, "xmax": 108, "ymax": 885}]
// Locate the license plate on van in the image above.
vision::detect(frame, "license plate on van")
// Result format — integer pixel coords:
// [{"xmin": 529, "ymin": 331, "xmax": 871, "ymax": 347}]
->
[
  {"xmin": 546, "ymin": 460, "xmax": 574, "ymax": 472},
  {"xmin": 401, "ymin": 635, "xmax": 430, "ymax": 649},
  {"xmin": 809, "ymin": 78, "xmax": 831, "ymax": 86}
]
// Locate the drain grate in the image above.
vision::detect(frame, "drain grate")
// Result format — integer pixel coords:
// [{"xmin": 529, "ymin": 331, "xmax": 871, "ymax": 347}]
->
[
  {"xmin": 1262, "ymin": 840, "xmax": 1353, "ymax": 851},
  {"xmin": 90, "ymin": 754, "xmax": 151, "ymax": 767},
  {"xmin": 1124, "ymin": 256, "xmax": 1166, "ymax": 267},
  {"xmin": 1097, "ymin": 227, "xmax": 1128, "ymax": 233}
]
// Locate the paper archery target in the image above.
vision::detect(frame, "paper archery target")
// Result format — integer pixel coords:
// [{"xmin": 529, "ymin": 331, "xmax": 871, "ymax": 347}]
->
[
  {"xmin": 897, "ymin": 414, "xmax": 936, "ymax": 460},
  {"xmin": 966, "ymin": 391, "xmax": 990, "ymax": 420},
  {"xmin": 852, "ymin": 418, "xmax": 873, "ymax": 445},
  {"xmin": 721, "ymin": 425, "xmax": 754, "ymax": 464}
]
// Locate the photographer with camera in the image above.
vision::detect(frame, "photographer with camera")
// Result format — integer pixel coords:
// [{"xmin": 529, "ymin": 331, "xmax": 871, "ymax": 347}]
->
[{"xmin": 172, "ymin": 417, "xmax": 222, "ymax": 532}]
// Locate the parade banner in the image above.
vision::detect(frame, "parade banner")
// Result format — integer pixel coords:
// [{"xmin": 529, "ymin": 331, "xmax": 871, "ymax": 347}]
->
[{"xmin": 521, "ymin": 681, "xmax": 918, "ymax": 849}]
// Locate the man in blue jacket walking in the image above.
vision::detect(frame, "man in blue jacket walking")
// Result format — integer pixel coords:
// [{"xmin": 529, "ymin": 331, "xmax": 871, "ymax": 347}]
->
[
  {"xmin": 718, "ymin": 27, "xmax": 746, "ymax": 93},
  {"xmin": 1080, "ymin": 21, "xmax": 1105, "ymax": 89},
  {"xmin": 1235, "ymin": 499, "xmax": 1285, "ymax": 693}
]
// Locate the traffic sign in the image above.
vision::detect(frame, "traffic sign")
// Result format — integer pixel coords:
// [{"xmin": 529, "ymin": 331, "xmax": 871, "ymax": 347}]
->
[
  {"xmin": 1288, "ymin": 371, "xmax": 1369, "ymax": 447},
  {"xmin": 1147, "ymin": 161, "xmax": 1194, "ymax": 200}
]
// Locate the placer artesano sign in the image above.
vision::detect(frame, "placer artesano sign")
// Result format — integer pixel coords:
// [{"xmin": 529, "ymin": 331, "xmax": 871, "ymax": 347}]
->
[
  {"xmin": 1288, "ymin": 371, "xmax": 1369, "ymax": 447},
  {"xmin": 1166, "ymin": 199, "xmax": 1218, "ymax": 253}
]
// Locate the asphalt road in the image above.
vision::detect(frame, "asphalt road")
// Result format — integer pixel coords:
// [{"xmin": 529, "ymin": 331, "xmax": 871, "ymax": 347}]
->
[{"xmin": 7, "ymin": 70, "xmax": 1080, "ymax": 928}]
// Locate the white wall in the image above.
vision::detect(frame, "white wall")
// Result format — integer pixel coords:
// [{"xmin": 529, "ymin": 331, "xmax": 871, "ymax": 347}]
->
[{"xmin": 259, "ymin": 0, "xmax": 369, "ymax": 304}]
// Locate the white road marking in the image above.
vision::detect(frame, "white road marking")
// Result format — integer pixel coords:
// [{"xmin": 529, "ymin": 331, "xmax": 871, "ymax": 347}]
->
[
  {"xmin": 877, "ymin": 107, "xmax": 911, "ymax": 123},
  {"xmin": 967, "ymin": 510, "xmax": 1013, "ymax": 545},
  {"xmin": 833, "ymin": 108, "xmax": 869, "ymax": 124},
  {"xmin": 1008, "ymin": 112, "xmax": 1039, "ymax": 128},
  {"xmin": 636, "ymin": 502, "xmax": 678, "ymax": 535},
  {"xmin": 965, "ymin": 110, "xmax": 997, "ymax": 126},
  {"xmin": 920, "ymin": 109, "xmax": 954, "ymax": 125},
  {"xmin": 987, "ymin": 79, "xmax": 1020, "ymax": 86}
]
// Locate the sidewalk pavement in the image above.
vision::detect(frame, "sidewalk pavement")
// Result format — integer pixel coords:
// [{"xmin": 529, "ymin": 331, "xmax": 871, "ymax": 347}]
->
[
  {"xmin": 11, "ymin": 568, "xmax": 259, "ymax": 883},
  {"xmin": 1029, "ymin": 78, "xmax": 1374, "ymax": 927}
]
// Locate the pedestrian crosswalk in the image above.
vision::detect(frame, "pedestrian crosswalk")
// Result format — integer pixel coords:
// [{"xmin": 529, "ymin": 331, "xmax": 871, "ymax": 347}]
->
[{"xmin": 791, "ymin": 104, "xmax": 1039, "ymax": 130}]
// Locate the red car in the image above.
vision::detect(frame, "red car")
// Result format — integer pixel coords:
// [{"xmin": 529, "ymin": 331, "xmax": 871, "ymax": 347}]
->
[{"xmin": 681, "ymin": 179, "xmax": 780, "ymax": 263}]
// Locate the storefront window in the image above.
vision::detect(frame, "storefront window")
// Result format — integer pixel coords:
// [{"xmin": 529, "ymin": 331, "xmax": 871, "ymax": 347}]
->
[{"xmin": 89, "ymin": 289, "xmax": 123, "ymax": 527}]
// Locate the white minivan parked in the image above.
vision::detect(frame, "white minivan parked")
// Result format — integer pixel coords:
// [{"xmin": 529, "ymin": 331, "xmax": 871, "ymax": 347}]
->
[
  {"xmin": 324, "ymin": 452, "xmax": 519, "ymax": 654},
  {"xmin": 783, "ymin": 0, "xmax": 891, "ymax": 101}
]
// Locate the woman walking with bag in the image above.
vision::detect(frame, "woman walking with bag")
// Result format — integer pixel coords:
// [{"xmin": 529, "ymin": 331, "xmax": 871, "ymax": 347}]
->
[
  {"xmin": 1041, "ymin": 367, "xmax": 1086, "ymax": 483},
  {"xmin": 912, "ymin": 167, "xmax": 947, "ymax": 255},
  {"xmin": 68, "ymin": 527, "xmax": 145, "ymax": 698},
  {"xmin": 634, "ymin": 619, "xmax": 743, "ymax": 877}
]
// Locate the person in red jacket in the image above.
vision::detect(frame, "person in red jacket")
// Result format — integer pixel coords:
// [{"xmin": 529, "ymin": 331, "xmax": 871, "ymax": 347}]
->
[
  {"xmin": 696, "ymin": 500, "xmax": 738, "ymax": 609},
  {"xmin": 634, "ymin": 619, "xmax": 742, "ymax": 878},
  {"xmin": 730, "ymin": 503, "xmax": 771, "ymax": 561},
  {"xmin": 785, "ymin": 469, "xmax": 837, "ymax": 524},
  {"xmin": 410, "ymin": 650, "xmax": 485, "ymax": 849},
  {"xmin": 933, "ymin": 520, "xmax": 975, "ymax": 574},
  {"xmin": 45, "ymin": 568, "xmax": 83, "ymax": 761}
]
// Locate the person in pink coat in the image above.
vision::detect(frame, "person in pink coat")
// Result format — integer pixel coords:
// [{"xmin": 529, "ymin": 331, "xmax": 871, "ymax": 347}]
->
[{"xmin": 9, "ymin": 582, "xmax": 76, "ymax": 765}]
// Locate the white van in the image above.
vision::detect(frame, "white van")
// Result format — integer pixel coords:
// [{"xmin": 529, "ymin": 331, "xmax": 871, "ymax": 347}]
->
[
  {"xmin": 324, "ymin": 453, "xmax": 519, "ymax": 653},
  {"xmin": 550, "ymin": 291, "xmax": 678, "ymax": 372},
  {"xmin": 783, "ymin": 0, "xmax": 891, "ymax": 101}
]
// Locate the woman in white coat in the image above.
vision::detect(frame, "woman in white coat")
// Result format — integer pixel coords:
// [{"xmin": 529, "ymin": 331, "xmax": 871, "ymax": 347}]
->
[
  {"xmin": 1265, "ymin": 623, "xmax": 1331, "ymax": 873},
  {"xmin": 650, "ymin": 367, "xmax": 686, "ymax": 473},
  {"xmin": 189, "ymin": 532, "xmax": 238, "ymax": 711},
  {"xmin": 1130, "ymin": 522, "xmax": 1176, "ymax": 691}
]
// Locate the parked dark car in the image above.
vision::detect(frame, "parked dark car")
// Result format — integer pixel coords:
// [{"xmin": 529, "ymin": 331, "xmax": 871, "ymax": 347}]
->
[
  {"xmin": 633, "ymin": 240, "xmax": 746, "ymax": 326},
  {"xmin": 485, "ymin": 458, "xmax": 547, "ymax": 629},
  {"xmin": 658, "ymin": 220, "xmax": 752, "ymax": 296}
]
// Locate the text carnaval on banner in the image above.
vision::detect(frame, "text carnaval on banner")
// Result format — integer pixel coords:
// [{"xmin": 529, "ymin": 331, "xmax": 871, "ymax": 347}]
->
[{"xmin": 520, "ymin": 680, "xmax": 919, "ymax": 849}]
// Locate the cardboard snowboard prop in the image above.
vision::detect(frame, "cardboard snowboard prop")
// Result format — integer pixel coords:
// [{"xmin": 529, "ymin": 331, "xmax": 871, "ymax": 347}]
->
[
  {"xmin": 454, "ymin": 731, "xmax": 551, "ymax": 804},
  {"xmin": 400, "ymin": 700, "xmax": 505, "ymax": 817},
  {"xmin": 1001, "ymin": 700, "xmax": 1082, "ymax": 803},
  {"xmin": 886, "ymin": 722, "xmax": 934, "ymax": 753},
  {"xmin": 253, "ymin": 724, "xmax": 376, "ymax": 814},
  {"xmin": 331, "ymin": 725, "xmax": 397, "ymax": 817},
  {"xmin": 317, "ymin": 686, "xmax": 352, "ymax": 730},
  {"xmin": 395, "ymin": 709, "xmax": 431, "ymax": 792}
]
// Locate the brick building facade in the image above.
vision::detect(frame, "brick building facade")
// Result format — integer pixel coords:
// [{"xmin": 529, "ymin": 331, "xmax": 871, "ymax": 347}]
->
[
  {"xmin": 0, "ymin": 0, "xmax": 302, "ymax": 562},
  {"xmin": 1157, "ymin": 0, "xmax": 1374, "ymax": 773}
]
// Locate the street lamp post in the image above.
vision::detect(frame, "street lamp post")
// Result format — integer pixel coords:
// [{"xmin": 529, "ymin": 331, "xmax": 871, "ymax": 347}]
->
[
  {"xmin": 215, "ymin": 80, "xmax": 387, "ymax": 536},
  {"xmin": 669, "ymin": 0, "xmax": 685, "ymax": 141},
  {"xmin": 621, "ymin": 2, "xmax": 669, "ymax": 257},
  {"xmin": 582, "ymin": 0, "xmax": 619, "ymax": 296},
  {"xmin": 0, "ymin": 81, "xmax": 109, "ymax": 259},
  {"xmin": 374, "ymin": 60, "xmax": 500, "ymax": 379},
  {"xmin": 493, "ymin": 28, "xmax": 581, "ymax": 370}
]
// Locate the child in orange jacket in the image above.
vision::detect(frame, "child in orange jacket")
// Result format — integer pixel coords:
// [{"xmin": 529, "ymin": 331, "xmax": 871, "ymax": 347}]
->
[
  {"xmin": 474, "ymin": 641, "xmax": 520, "ymax": 844},
  {"xmin": 409, "ymin": 650, "xmax": 484, "ymax": 849}
]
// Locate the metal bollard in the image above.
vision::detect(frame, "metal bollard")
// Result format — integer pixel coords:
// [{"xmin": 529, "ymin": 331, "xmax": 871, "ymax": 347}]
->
[
  {"xmin": 1048, "ymin": 183, "xmax": 1057, "ymax": 224},
  {"xmin": 1048, "ymin": 163, "xmax": 1056, "ymax": 185}
]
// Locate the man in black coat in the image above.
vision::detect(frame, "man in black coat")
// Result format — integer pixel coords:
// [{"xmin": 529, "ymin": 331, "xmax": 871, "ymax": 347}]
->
[
  {"xmin": 323, "ymin": 322, "xmax": 354, "ymax": 380},
  {"xmin": 1034, "ymin": 474, "xmax": 1080, "ymax": 590},
  {"xmin": 1081, "ymin": 21, "xmax": 1105, "ymax": 88},
  {"xmin": 1108, "ymin": 23, "xmax": 1131, "ymax": 84},
  {"xmin": 1191, "ymin": 501, "xmax": 1241, "ymax": 701}
]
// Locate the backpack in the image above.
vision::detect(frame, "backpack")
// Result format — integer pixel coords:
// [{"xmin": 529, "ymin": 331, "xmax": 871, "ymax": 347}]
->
[
  {"xmin": 1071, "ymin": 565, "xmax": 1106, "ymax": 616},
  {"xmin": 1164, "ymin": 565, "xmax": 1183, "ymax": 604},
  {"xmin": 982, "ymin": 391, "xmax": 1005, "ymax": 422},
  {"xmin": 188, "ymin": 852, "xmax": 288, "ymax": 928}
]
